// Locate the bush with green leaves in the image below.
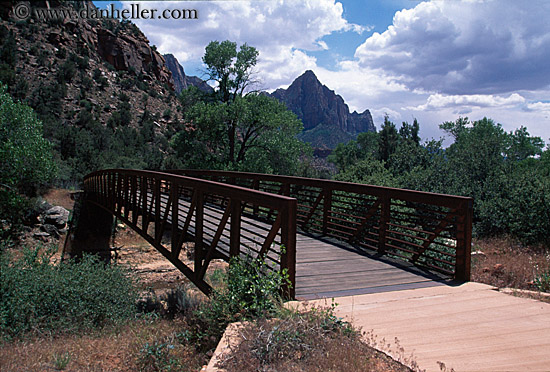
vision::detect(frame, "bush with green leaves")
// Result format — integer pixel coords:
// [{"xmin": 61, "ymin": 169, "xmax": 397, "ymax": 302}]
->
[
  {"xmin": 0, "ymin": 84, "xmax": 56, "ymax": 195},
  {"xmin": 187, "ymin": 255, "xmax": 290, "ymax": 351},
  {"xmin": 0, "ymin": 84, "xmax": 56, "ymax": 239},
  {"xmin": 0, "ymin": 245, "xmax": 138, "ymax": 339},
  {"xmin": 534, "ymin": 270, "xmax": 550, "ymax": 293},
  {"xmin": 137, "ymin": 340, "xmax": 183, "ymax": 372}
]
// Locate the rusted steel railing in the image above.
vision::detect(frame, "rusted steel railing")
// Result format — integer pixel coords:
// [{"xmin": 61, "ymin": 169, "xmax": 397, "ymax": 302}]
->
[
  {"xmin": 83, "ymin": 169, "xmax": 297, "ymax": 297},
  {"xmin": 169, "ymin": 170, "xmax": 473, "ymax": 281}
]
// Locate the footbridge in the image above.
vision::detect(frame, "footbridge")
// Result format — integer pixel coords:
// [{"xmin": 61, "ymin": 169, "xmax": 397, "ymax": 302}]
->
[{"xmin": 68, "ymin": 169, "xmax": 473, "ymax": 299}]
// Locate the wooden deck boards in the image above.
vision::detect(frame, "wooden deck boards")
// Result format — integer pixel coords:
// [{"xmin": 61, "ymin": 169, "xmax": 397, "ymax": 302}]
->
[
  {"xmin": 157, "ymin": 194, "xmax": 450, "ymax": 299},
  {"xmin": 294, "ymin": 233, "xmax": 448, "ymax": 300}
]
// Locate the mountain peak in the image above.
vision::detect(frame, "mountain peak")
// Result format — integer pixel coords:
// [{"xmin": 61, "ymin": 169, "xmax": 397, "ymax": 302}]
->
[
  {"xmin": 300, "ymin": 70, "xmax": 318, "ymax": 79},
  {"xmin": 270, "ymin": 70, "xmax": 375, "ymax": 145}
]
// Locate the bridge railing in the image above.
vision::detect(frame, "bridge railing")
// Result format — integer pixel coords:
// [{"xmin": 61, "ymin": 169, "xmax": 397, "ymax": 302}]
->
[
  {"xmin": 169, "ymin": 170, "xmax": 473, "ymax": 281},
  {"xmin": 83, "ymin": 169, "xmax": 297, "ymax": 297}
]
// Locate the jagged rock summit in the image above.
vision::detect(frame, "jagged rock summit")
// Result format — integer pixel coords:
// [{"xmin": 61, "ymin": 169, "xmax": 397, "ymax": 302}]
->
[
  {"xmin": 271, "ymin": 70, "xmax": 375, "ymax": 135},
  {"xmin": 163, "ymin": 53, "xmax": 213, "ymax": 94}
]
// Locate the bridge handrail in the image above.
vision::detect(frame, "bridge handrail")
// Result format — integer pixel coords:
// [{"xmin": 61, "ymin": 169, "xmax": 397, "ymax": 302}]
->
[
  {"xmin": 169, "ymin": 169, "xmax": 473, "ymax": 281},
  {"xmin": 168, "ymin": 169, "xmax": 471, "ymax": 207},
  {"xmin": 83, "ymin": 169, "xmax": 297, "ymax": 297}
]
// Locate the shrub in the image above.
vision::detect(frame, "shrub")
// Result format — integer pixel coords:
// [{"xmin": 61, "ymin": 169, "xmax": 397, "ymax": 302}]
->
[
  {"xmin": 57, "ymin": 59, "xmax": 76, "ymax": 83},
  {"xmin": 0, "ymin": 189, "xmax": 32, "ymax": 241},
  {"xmin": 0, "ymin": 84, "xmax": 56, "ymax": 239},
  {"xmin": 249, "ymin": 302, "xmax": 354, "ymax": 364},
  {"xmin": 0, "ymin": 246, "xmax": 139, "ymax": 339},
  {"xmin": 56, "ymin": 47, "xmax": 67, "ymax": 59},
  {"xmin": 218, "ymin": 302, "xmax": 367, "ymax": 371},
  {"xmin": 187, "ymin": 255, "xmax": 289, "ymax": 351},
  {"xmin": 137, "ymin": 340, "xmax": 183, "ymax": 372},
  {"xmin": 535, "ymin": 269, "xmax": 550, "ymax": 293}
]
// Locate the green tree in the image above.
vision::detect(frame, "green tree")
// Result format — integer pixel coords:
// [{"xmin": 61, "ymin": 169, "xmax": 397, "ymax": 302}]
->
[
  {"xmin": 441, "ymin": 117, "xmax": 508, "ymax": 199},
  {"xmin": 400, "ymin": 139, "xmax": 450, "ymax": 193},
  {"xmin": 398, "ymin": 118, "xmax": 420, "ymax": 146},
  {"xmin": 0, "ymin": 84, "xmax": 56, "ymax": 239},
  {"xmin": 175, "ymin": 41, "xmax": 308, "ymax": 174},
  {"xmin": 505, "ymin": 126, "xmax": 544, "ymax": 162},
  {"xmin": 0, "ymin": 84, "xmax": 56, "ymax": 196},
  {"xmin": 334, "ymin": 155, "xmax": 398, "ymax": 188},
  {"xmin": 175, "ymin": 93, "xmax": 306, "ymax": 174},
  {"xmin": 378, "ymin": 115, "xmax": 399, "ymax": 164},
  {"xmin": 328, "ymin": 131, "xmax": 379, "ymax": 172},
  {"xmin": 203, "ymin": 40, "xmax": 258, "ymax": 103},
  {"xmin": 179, "ymin": 85, "xmax": 213, "ymax": 111},
  {"xmin": 388, "ymin": 119, "xmax": 424, "ymax": 177},
  {"xmin": 439, "ymin": 117, "xmax": 549, "ymax": 243}
]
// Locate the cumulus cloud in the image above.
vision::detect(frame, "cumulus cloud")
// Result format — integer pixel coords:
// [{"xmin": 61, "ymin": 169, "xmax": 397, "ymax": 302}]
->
[
  {"xmin": 525, "ymin": 101, "xmax": 550, "ymax": 112},
  {"xmin": 123, "ymin": 0, "xmax": 362, "ymax": 89},
  {"xmin": 355, "ymin": 0, "xmax": 550, "ymax": 95},
  {"xmin": 115, "ymin": 0, "xmax": 550, "ymax": 141},
  {"xmin": 407, "ymin": 93, "xmax": 526, "ymax": 111},
  {"xmin": 306, "ymin": 61, "xmax": 408, "ymax": 111}
]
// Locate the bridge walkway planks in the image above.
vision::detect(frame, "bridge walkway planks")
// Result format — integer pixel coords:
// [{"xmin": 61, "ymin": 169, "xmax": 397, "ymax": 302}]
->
[
  {"xmin": 294, "ymin": 233, "xmax": 449, "ymax": 300},
  {"xmin": 155, "ymin": 193, "xmax": 450, "ymax": 299}
]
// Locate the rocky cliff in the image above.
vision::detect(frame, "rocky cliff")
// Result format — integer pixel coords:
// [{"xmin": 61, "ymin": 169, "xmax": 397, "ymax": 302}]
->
[
  {"xmin": 0, "ymin": 0, "xmax": 182, "ymax": 126},
  {"xmin": 164, "ymin": 53, "xmax": 213, "ymax": 94},
  {"xmin": 0, "ymin": 0, "xmax": 186, "ymax": 180},
  {"xmin": 95, "ymin": 27, "xmax": 173, "ymax": 88},
  {"xmin": 271, "ymin": 70, "xmax": 375, "ymax": 142}
]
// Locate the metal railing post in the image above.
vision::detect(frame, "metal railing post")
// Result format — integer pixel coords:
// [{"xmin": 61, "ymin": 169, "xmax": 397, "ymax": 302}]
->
[
  {"xmin": 281, "ymin": 199, "xmax": 297, "ymax": 299},
  {"xmin": 378, "ymin": 195, "xmax": 390, "ymax": 254},
  {"xmin": 230, "ymin": 198, "xmax": 241, "ymax": 258},
  {"xmin": 322, "ymin": 187, "xmax": 332, "ymax": 236},
  {"xmin": 455, "ymin": 199, "xmax": 473, "ymax": 281},
  {"xmin": 194, "ymin": 190, "xmax": 204, "ymax": 275}
]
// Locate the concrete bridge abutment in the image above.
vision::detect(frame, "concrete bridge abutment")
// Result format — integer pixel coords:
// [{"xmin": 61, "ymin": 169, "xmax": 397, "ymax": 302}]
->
[{"xmin": 63, "ymin": 192, "xmax": 113, "ymax": 262}]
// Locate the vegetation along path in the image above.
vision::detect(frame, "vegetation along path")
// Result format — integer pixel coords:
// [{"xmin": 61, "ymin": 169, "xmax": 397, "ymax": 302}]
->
[{"xmin": 306, "ymin": 282, "xmax": 550, "ymax": 372}]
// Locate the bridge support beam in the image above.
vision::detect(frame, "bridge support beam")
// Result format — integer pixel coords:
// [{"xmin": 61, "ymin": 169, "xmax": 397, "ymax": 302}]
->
[{"xmin": 63, "ymin": 192, "xmax": 113, "ymax": 262}]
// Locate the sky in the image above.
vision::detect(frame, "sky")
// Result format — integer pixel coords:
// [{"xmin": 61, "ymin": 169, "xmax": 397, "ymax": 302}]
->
[{"xmin": 94, "ymin": 0, "xmax": 550, "ymax": 144}]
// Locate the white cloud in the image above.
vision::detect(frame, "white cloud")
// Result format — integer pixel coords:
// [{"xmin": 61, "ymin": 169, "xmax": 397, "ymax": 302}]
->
[
  {"xmin": 123, "ymin": 0, "xmax": 362, "ymax": 89},
  {"xmin": 118, "ymin": 0, "xmax": 550, "ymax": 142},
  {"xmin": 309, "ymin": 61, "xmax": 408, "ymax": 111},
  {"xmin": 370, "ymin": 107, "xmax": 402, "ymax": 128},
  {"xmin": 355, "ymin": 0, "xmax": 550, "ymax": 95},
  {"xmin": 407, "ymin": 93, "xmax": 526, "ymax": 111},
  {"xmin": 525, "ymin": 101, "xmax": 550, "ymax": 113},
  {"xmin": 256, "ymin": 48, "xmax": 318, "ymax": 91}
]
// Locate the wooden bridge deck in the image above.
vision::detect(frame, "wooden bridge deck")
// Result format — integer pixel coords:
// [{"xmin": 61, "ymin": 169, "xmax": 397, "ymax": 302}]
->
[
  {"xmin": 295, "ymin": 233, "xmax": 448, "ymax": 299},
  {"xmin": 170, "ymin": 197, "xmax": 449, "ymax": 299}
]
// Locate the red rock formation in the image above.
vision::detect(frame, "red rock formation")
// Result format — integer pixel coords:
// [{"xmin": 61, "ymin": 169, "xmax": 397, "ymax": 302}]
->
[{"xmin": 271, "ymin": 70, "xmax": 375, "ymax": 134}]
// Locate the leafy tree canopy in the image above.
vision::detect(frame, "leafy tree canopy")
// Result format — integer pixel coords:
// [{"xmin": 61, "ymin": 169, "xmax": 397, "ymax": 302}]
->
[
  {"xmin": 203, "ymin": 40, "xmax": 258, "ymax": 103},
  {"xmin": 175, "ymin": 41, "xmax": 309, "ymax": 175},
  {"xmin": 174, "ymin": 92, "xmax": 308, "ymax": 174},
  {"xmin": 0, "ymin": 84, "xmax": 56, "ymax": 196}
]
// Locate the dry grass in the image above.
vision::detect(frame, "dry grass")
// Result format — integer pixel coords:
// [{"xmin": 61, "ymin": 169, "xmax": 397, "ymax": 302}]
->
[
  {"xmin": 471, "ymin": 237, "xmax": 550, "ymax": 290},
  {"xmin": 217, "ymin": 308, "xmax": 414, "ymax": 372},
  {"xmin": 0, "ymin": 317, "xmax": 207, "ymax": 372}
]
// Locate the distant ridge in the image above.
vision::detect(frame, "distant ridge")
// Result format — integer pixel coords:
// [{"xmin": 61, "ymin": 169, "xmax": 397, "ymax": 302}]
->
[{"xmin": 163, "ymin": 54, "xmax": 213, "ymax": 94}]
